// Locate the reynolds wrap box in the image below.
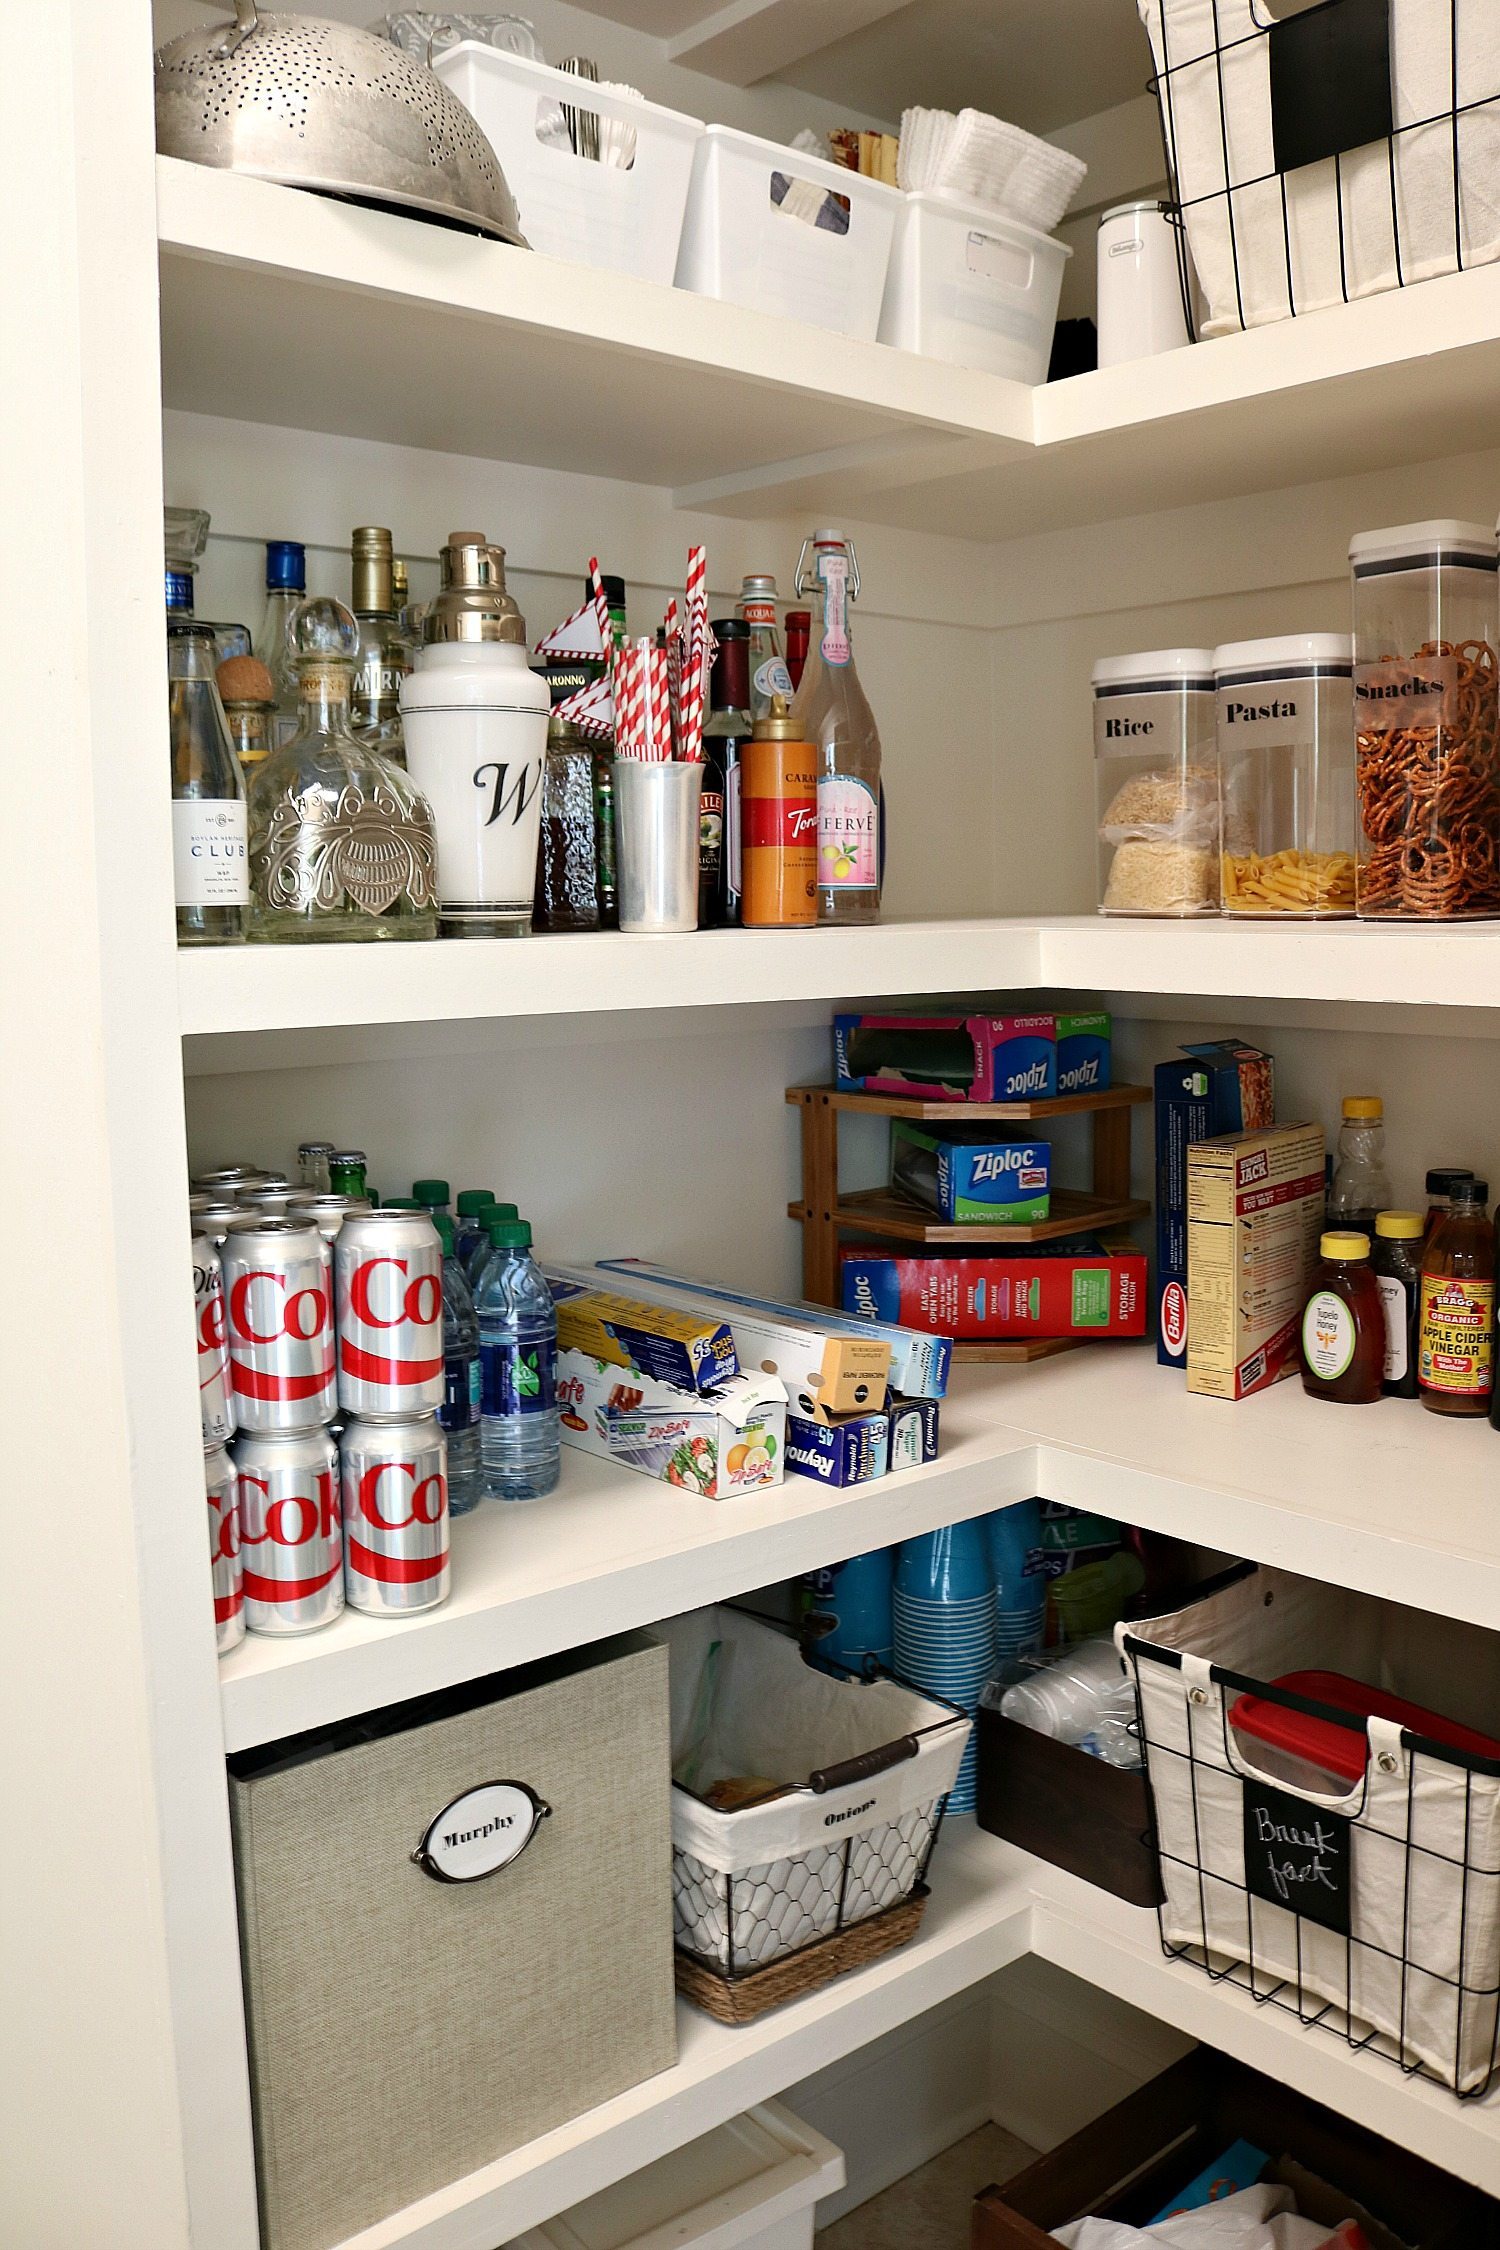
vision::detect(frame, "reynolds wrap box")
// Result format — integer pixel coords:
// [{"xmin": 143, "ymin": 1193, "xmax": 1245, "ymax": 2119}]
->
[
  {"xmin": 834, "ymin": 1013, "xmax": 1057, "ymax": 1102},
  {"xmin": 842, "ymin": 1236, "xmax": 1146, "ymax": 1341},
  {"xmin": 1055, "ymin": 1012, "xmax": 1112, "ymax": 1096},
  {"xmin": 544, "ymin": 1272, "xmax": 738, "ymax": 1393},
  {"xmin": 889, "ymin": 1394, "xmax": 940, "ymax": 1470},
  {"xmin": 785, "ymin": 1409, "xmax": 890, "ymax": 1487},
  {"xmin": 1186, "ymin": 1120, "xmax": 1324, "ymax": 1400},
  {"xmin": 891, "ymin": 1121, "xmax": 1050, "ymax": 1223},
  {"xmin": 1154, "ymin": 1040, "xmax": 1275, "ymax": 1366},
  {"xmin": 554, "ymin": 1348, "xmax": 786, "ymax": 1498}
]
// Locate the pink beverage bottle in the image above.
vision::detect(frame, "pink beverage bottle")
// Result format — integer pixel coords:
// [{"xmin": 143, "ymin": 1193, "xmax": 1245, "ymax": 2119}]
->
[
  {"xmin": 340, "ymin": 1413, "xmax": 450, "ymax": 1616},
  {"xmin": 205, "ymin": 1440, "xmax": 244, "ymax": 1655},
  {"xmin": 335, "ymin": 1209, "xmax": 445, "ymax": 1418},
  {"xmin": 221, "ymin": 1216, "xmax": 337, "ymax": 1432},
  {"xmin": 194, "ymin": 1232, "xmax": 236, "ymax": 1446},
  {"xmin": 234, "ymin": 1425, "xmax": 343, "ymax": 1635}
]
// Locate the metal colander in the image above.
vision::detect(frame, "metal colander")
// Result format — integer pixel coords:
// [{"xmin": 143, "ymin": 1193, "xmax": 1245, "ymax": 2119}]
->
[{"xmin": 155, "ymin": 1, "xmax": 527, "ymax": 245}]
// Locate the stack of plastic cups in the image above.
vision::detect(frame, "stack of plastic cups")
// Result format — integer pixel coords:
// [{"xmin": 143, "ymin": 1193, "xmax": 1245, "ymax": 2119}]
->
[
  {"xmin": 893, "ymin": 1519, "xmax": 996, "ymax": 1812},
  {"xmin": 987, "ymin": 1499, "xmax": 1047, "ymax": 1680},
  {"xmin": 800, "ymin": 1548, "xmax": 895, "ymax": 1680}
]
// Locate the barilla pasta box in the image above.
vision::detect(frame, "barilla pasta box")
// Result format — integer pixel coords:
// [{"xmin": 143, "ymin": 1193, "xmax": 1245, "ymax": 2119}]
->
[
  {"xmin": 1155, "ymin": 1039, "xmax": 1275, "ymax": 1367},
  {"xmin": 554, "ymin": 1348, "xmax": 786, "ymax": 1499},
  {"xmin": 891, "ymin": 1121, "xmax": 1050, "ymax": 1223},
  {"xmin": 833, "ymin": 1012, "xmax": 1057, "ymax": 1102},
  {"xmin": 543, "ymin": 1271, "xmax": 738, "ymax": 1394},
  {"xmin": 582, "ymin": 1262, "xmax": 894, "ymax": 1421},
  {"xmin": 1185, "ymin": 1120, "xmax": 1324, "ymax": 1400},
  {"xmin": 841, "ymin": 1235, "xmax": 1146, "ymax": 1340},
  {"xmin": 1055, "ymin": 1012, "xmax": 1112, "ymax": 1096},
  {"xmin": 785, "ymin": 1408, "xmax": 890, "ymax": 1487}
]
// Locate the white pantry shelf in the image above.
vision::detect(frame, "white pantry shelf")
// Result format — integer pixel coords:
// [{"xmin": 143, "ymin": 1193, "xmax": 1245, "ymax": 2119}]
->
[{"xmin": 157, "ymin": 156, "xmax": 1500, "ymax": 538}]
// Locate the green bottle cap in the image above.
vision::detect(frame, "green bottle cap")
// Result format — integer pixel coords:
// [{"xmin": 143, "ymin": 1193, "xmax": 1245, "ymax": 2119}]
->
[
  {"xmin": 479, "ymin": 1200, "xmax": 519, "ymax": 1224},
  {"xmin": 456, "ymin": 1188, "xmax": 497, "ymax": 1216},
  {"xmin": 412, "ymin": 1179, "xmax": 450, "ymax": 1206},
  {"xmin": 487, "ymin": 1217, "xmax": 531, "ymax": 1249},
  {"xmin": 434, "ymin": 1213, "xmax": 455, "ymax": 1255},
  {"xmin": 382, "ymin": 1197, "xmax": 420, "ymax": 1210}
]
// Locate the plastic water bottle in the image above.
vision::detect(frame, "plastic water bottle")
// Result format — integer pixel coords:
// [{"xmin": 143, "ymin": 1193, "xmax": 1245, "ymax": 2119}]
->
[
  {"xmin": 476, "ymin": 1217, "xmax": 559, "ymax": 1502},
  {"xmin": 434, "ymin": 1215, "xmax": 482, "ymax": 1516},
  {"xmin": 454, "ymin": 1188, "xmax": 498, "ymax": 1276},
  {"xmin": 465, "ymin": 1199, "xmax": 520, "ymax": 1291}
]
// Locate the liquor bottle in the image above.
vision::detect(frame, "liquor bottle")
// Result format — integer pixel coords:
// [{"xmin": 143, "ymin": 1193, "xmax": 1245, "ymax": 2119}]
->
[
  {"xmin": 595, "ymin": 572, "xmax": 626, "ymax": 929},
  {"xmin": 785, "ymin": 609, "xmax": 810, "ymax": 691},
  {"xmin": 535, "ymin": 711, "xmax": 601, "ymax": 932},
  {"xmin": 791, "ymin": 529, "xmax": 882, "ymax": 926},
  {"xmin": 350, "ymin": 526, "xmax": 409, "ymax": 766},
  {"xmin": 737, "ymin": 574, "xmax": 794, "ymax": 722},
  {"xmin": 216, "ymin": 655, "xmax": 278, "ymax": 777},
  {"xmin": 703, "ymin": 619, "xmax": 752, "ymax": 927},
  {"xmin": 254, "ymin": 539, "xmax": 308, "ymax": 747},
  {"xmin": 329, "ymin": 1150, "xmax": 368, "ymax": 1197},
  {"xmin": 245, "ymin": 596, "xmax": 438, "ymax": 943},
  {"xmin": 390, "ymin": 557, "xmax": 421, "ymax": 656},
  {"xmin": 164, "ymin": 504, "xmax": 252, "ymax": 665},
  {"xmin": 169, "ymin": 615, "xmax": 248, "ymax": 946}
]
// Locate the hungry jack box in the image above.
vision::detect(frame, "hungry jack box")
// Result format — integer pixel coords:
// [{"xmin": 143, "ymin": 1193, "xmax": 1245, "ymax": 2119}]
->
[
  {"xmin": 841, "ymin": 1235, "xmax": 1146, "ymax": 1341},
  {"xmin": 1154, "ymin": 1040, "xmax": 1275, "ymax": 1366},
  {"xmin": 1185, "ymin": 1120, "xmax": 1325, "ymax": 1399}
]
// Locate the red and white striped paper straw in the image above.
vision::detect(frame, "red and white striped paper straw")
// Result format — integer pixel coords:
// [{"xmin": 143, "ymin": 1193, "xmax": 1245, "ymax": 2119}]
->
[{"xmin": 679, "ymin": 545, "xmax": 708, "ymax": 763}]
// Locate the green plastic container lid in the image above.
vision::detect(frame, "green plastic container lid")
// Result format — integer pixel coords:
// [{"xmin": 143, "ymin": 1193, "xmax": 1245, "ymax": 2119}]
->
[
  {"xmin": 412, "ymin": 1178, "xmax": 450, "ymax": 1206},
  {"xmin": 487, "ymin": 1217, "xmax": 532, "ymax": 1249},
  {"xmin": 456, "ymin": 1188, "xmax": 497, "ymax": 1216}
]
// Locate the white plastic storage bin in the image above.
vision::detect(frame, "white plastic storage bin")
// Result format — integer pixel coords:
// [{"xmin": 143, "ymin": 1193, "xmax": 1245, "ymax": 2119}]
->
[
  {"xmin": 675, "ymin": 125, "xmax": 899, "ymax": 340},
  {"xmin": 878, "ymin": 191, "xmax": 1069, "ymax": 381},
  {"xmin": 435, "ymin": 43, "xmax": 702, "ymax": 283},
  {"xmin": 508, "ymin": 2102, "xmax": 845, "ymax": 2250}
]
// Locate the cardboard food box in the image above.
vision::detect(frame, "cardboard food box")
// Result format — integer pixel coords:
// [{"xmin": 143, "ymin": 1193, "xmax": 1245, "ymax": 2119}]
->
[
  {"xmin": 554, "ymin": 1348, "xmax": 786, "ymax": 1498},
  {"xmin": 891, "ymin": 1120, "xmax": 1051, "ymax": 1224},
  {"xmin": 833, "ymin": 1011, "xmax": 1058, "ymax": 1102},
  {"xmin": 544, "ymin": 1271, "xmax": 738, "ymax": 1394},
  {"xmin": 841, "ymin": 1234, "xmax": 1146, "ymax": 1341},
  {"xmin": 1186, "ymin": 1119, "xmax": 1324, "ymax": 1399},
  {"xmin": 1155, "ymin": 1039, "xmax": 1275, "ymax": 1366}
]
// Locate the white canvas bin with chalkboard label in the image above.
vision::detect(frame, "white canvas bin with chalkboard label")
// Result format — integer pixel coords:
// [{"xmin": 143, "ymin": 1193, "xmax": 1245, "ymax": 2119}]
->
[{"xmin": 1118, "ymin": 1563, "xmax": 1500, "ymax": 2096}]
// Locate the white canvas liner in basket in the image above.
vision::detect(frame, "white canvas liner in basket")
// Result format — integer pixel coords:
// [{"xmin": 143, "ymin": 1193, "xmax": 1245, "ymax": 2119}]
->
[
  {"xmin": 1139, "ymin": 0, "xmax": 1500, "ymax": 334},
  {"xmin": 1118, "ymin": 1564, "xmax": 1500, "ymax": 2094},
  {"xmin": 662, "ymin": 1607, "xmax": 969, "ymax": 1975}
]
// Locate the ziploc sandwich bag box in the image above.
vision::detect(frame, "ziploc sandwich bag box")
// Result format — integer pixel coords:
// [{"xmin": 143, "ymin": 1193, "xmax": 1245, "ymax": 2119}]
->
[
  {"xmin": 1055, "ymin": 1011, "xmax": 1112, "ymax": 1096},
  {"xmin": 594, "ymin": 1258, "xmax": 950, "ymax": 1410},
  {"xmin": 578, "ymin": 1262, "xmax": 894, "ymax": 1422},
  {"xmin": 891, "ymin": 1120, "xmax": 1050, "ymax": 1223},
  {"xmin": 544, "ymin": 1272, "xmax": 738, "ymax": 1394},
  {"xmin": 554, "ymin": 1349, "xmax": 786, "ymax": 1499},
  {"xmin": 1154, "ymin": 1039, "xmax": 1274, "ymax": 1367},
  {"xmin": 834, "ymin": 1013, "xmax": 1057, "ymax": 1102},
  {"xmin": 842, "ymin": 1235, "xmax": 1146, "ymax": 1340}
]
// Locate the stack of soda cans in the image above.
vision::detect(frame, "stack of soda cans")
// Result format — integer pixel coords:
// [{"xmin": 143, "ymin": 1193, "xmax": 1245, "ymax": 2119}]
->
[{"xmin": 194, "ymin": 1190, "xmax": 451, "ymax": 1656}]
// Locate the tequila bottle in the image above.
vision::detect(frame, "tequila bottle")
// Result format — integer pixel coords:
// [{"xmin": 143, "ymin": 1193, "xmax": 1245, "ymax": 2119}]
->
[
  {"xmin": 255, "ymin": 540, "xmax": 307, "ymax": 747},
  {"xmin": 350, "ymin": 525, "xmax": 409, "ymax": 766},
  {"xmin": 791, "ymin": 529, "xmax": 882, "ymax": 926},
  {"xmin": 169, "ymin": 619, "xmax": 248, "ymax": 945},
  {"xmin": 246, "ymin": 597, "xmax": 438, "ymax": 943}
]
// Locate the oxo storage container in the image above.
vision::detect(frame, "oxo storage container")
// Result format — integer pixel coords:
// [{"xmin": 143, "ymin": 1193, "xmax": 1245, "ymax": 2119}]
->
[
  {"xmin": 1215, "ymin": 633, "xmax": 1356, "ymax": 916},
  {"xmin": 876, "ymin": 191, "xmax": 1068, "ymax": 382},
  {"xmin": 1092, "ymin": 648, "xmax": 1218, "ymax": 914},
  {"xmin": 675, "ymin": 125, "xmax": 898, "ymax": 340},
  {"xmin": 1351, "ymin": 518, "xmax": 1500, "ymax": 919},
  {"xmin": 434, "ymin": 43, "xmax": 703, "ymax": 283}
]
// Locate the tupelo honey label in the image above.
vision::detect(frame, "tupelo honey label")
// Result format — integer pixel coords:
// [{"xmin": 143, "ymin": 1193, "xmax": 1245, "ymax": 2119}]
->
[{"xmin": 1418, "ymin": 1275, "xmax": 1495, "ymax": 1394}]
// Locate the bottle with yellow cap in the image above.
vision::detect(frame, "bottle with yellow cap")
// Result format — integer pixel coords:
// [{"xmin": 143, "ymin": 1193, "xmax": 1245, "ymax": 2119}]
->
[
  {"xmin": 1300, "ymin": 1230, "xmax": 1385, "ymax": 1403},
  {"xmin": 1373, "ymin": 1211, "xmax": 1424, "ymax": 1398},
  {"xmin": 1328, "ymin": 1094, "xmax": 1391, "ymax": 1237}
]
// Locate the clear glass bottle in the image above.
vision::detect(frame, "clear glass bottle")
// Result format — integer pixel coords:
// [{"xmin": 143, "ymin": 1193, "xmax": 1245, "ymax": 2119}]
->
[
  {"xmin": 254, "ymin": 539, "xmax": 308, "ymax": 747},
  {"xmin": 216, "ymin": 655, "xmax": 278, "ymax": 779},
  {"xmin": 297, "ymin": 1141, "xmax": 334, "ymax": 1193},
  {"xmin": 246, "ymin": 597, "xmax": 438, "ymax": 943},
  {"xmin": 791, "ymin": 529, "xmax": 882, "ymax": 925},
  {"xmin": 164, "ymin": 505, "xmax": 252, "ymax": 664},
  {"xmin": 168, "ymin": 619, "xmax": 248, "ymax": 946},
  {"xmin": 1327, "ymin": 1095, "xmax": 1391, "ymax": 1238},
  {"xmin": 534, "ymin": 712, "xmax": 601, "ymax": 932},
  {"xmin": 737, "ymin": 573, "xmax": 794, "ymax": 722},
  {"xmin": 350, "ymin": 526, "xmax": 409, "ymax": 767},
  {"xmin": 391, "ymin": 557, "xmax": 421, "ymax": 658}
]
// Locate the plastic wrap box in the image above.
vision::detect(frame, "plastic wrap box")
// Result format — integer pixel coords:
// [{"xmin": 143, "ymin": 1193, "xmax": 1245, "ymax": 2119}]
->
[
  {"xmin": 1154, "ymin": 1039, "xmax": 1274, "ymax": 1366},
  {"xmin": 545, "ymin": 1270, "xmax": 739, "ymax": 1393},
  {"xmin": 555, "ymin": 1348, "xmax": 786, "ymax": 1499}
]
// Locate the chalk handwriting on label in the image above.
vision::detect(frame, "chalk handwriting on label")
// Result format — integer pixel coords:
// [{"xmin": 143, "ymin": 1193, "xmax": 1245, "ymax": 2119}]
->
[{"xmin": 1241, "ymin": 1775, "xmax": 1351, "ymax": 1936}]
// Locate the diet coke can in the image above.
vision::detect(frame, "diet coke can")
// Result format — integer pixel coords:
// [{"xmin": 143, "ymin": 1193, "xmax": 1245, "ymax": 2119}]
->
[
  {"xmin": 205, "ymin": 1441, "xmax": 244, "ymax": 1655},
  {"xmin": 193, "ymin": 1231, "xmax": 236, "ymax": 1445},
  {"xmin": 222, "ymin": 1216, "xmax": 336, "ymax": 1431},
  {"xmin": 335, "ymin": 1208, "xmax": 444, "ymax": 1417},
  {"xmin": 340, "ymin": 1413, "xmax": 450, "ymax": 1616},
  {"xmin": 193, "ymin": 1164, "xmax": 259, "ymax": 1194},
  {"xmin": 234, "ymin": 1425, "xmax": 343, "ymax": 1635},
  {"xmin": 289, "ymin": 1192, "xmax": 372, "ymax": 1243},
  {"xmin": 194, "ymin": 1200, "xmax": 241, "ymax": 1246}
]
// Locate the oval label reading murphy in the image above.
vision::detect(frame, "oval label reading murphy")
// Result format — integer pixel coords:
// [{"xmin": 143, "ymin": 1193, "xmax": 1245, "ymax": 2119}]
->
[{"xmin": 412, "ymin": 1780, "xmax": 549, "ymax": 1883}]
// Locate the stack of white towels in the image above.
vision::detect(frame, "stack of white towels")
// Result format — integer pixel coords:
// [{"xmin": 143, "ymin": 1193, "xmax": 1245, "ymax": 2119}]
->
[{"xmin": 897, "ymin": 105, "xmax": 1087, "ymax": 233}]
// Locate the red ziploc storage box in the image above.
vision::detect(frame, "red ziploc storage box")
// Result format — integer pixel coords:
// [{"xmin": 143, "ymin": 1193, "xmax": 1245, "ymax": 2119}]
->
[{"xmin": 841, "ymin": 1237, "xmax": 1146, "ymax": 1340}]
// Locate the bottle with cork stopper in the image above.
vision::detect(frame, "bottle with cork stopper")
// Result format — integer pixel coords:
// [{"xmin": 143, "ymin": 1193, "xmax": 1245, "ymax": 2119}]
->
[
  {"xmin": 742, "ymin": 695, "xmax": 817, "ymax": 927},
  {"xmin": 216, "ymin": 654, "xmax": 278, "ymax": 777}
]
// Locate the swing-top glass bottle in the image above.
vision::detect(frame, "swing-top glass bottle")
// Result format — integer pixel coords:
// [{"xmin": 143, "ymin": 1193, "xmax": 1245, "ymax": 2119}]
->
[
  {"xmin": 790, "ymin": 528, "xmax": 882, "ymax": 925},
  {"xmin": 245, "ymin": 596, "xmax": 438, "ymax": 943}
]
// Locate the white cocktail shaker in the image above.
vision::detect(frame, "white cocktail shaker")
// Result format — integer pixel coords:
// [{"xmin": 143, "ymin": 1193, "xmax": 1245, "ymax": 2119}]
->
[{"xmin": 400, "ymin": 534, "xmax": 551, "ymax": 937}]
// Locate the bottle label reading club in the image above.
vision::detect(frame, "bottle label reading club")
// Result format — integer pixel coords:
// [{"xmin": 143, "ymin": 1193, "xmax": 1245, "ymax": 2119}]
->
[
  {"xmin": 818, "ymin": 775, "xmax": 879, "ymax": 889},
  {"xmin": 482, "ymin": 1338, "xmax": 557, "ymax": 1417},
  {"xmin": 173, "ymin": 800, "xmax": 249, "ymax": 906}
]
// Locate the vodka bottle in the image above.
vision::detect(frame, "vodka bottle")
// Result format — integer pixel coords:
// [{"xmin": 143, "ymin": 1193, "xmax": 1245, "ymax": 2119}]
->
[
  {"xmin": 255, "ymin": 539, "xmax": 307, "ymax": 747},
  {"xmin": 168, "ymin": 616, "xmax": 248, "ymax": 945},
  {"xmin": 790, "ymin": 529, "xmax": 882, "ymax": 926}
]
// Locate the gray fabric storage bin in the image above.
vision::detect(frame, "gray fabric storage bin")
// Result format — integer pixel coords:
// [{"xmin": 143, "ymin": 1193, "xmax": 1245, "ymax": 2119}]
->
[{"xmin": 229, "ymin": 1633, "xmax": 676, "ymax": 2250}]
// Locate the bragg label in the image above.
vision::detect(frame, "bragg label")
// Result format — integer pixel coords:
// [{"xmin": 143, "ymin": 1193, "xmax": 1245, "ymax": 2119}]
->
[{"xmin": 1418, "ymin": 1275, "xmax": 1495, "ymax": 1395}]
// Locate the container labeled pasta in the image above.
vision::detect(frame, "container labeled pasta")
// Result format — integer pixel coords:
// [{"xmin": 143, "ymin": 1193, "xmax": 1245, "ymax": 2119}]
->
[
  {"xmin": 1214, "ymin": 633, "xmax": 1355, "ymax": 917},
  {"xmin": 1092, "ymin": 648, "xmax": 1217, "ymax": 916},
  {"xmin": 1350, "ymin": 520, "xmax": 1500, "ymax": 920}
]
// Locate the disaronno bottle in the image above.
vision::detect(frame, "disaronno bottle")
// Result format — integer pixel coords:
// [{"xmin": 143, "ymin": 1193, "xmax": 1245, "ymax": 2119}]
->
[
  {"xmin": 246, "ymin": 597, "xmax": 437, "ymax": 942},
  {"xmin": 790, "ymin": 529, "xmax": 882, "ymax": 925}
]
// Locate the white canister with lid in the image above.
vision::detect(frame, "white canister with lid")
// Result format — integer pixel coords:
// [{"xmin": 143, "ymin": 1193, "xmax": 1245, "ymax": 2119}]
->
[
  {"xmin": 1096, "ymin": 201, "xmax": 1192, "ymax": 368},
  {"xmin": 1092, "ymin": 648, "xmax": 1217, "ymax": 916},
  {"xmin": 1214, "ymin": 633, "xmax": 1355, "ymax": 917},
  {"xmin": 400, "ymin": 534, "xmax": 551, "ymax": 937}
]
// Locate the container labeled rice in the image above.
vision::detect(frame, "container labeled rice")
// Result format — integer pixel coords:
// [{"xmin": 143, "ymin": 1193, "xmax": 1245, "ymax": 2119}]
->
[{"xmin": 1093, "ymin": 649, "xmax": 1218, "ymax": 915}]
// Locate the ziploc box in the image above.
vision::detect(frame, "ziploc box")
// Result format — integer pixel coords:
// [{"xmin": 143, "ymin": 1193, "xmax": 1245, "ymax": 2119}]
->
[
  {"xmin": 1186, "ymin": 1120, "xmax": 1324, "ymax": 1400},
  {"xmin": 1154, "ymin": 1039, "xmax": 1275, "ymax": 1367},
  {"xmin": 543, "ymin": 1272, "xmax": 738, "ymax": 1393},
  {"xmin": 580, "ymin": 1262, "xmax": 895, "ymax": 1421},
  {"xmin": 785, "ymin": 1408, "xmax": 890, "ymax": 1488},
  {"xmin": 891, "ymin": 1121, "xmax": 1050, "ymax": 1223},
  {"xmin": 834, "ymin": 1013, "xmax": 1057, "ymax": 1102},
  {"xmin": 554, "ymin": 1349, "xmax": 786, "ymax": 1499},
  {"xmin": 842, "ymin": 1235, "xmax": 1146, "ymax": 1340},
  {"xmin": 596, "ymin": 1257, "xmax": 949, "ymax": 1408},
  {"xmin": 1055, "ymin": 1012, "xmax": 1112, "ymax": 1096}
]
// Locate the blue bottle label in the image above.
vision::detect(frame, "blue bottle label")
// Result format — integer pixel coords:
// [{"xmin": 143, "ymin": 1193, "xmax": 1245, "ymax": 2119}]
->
[
  {"xmin": 481, "ymin": 1338, "xmax": 556, "ymax": 1418},
  {"xmin": 439, "ymin": 1351, "xmax": 482, "ymax": 1432}
]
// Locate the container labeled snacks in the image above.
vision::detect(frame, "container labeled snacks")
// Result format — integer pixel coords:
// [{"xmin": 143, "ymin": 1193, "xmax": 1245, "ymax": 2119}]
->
[
  {"xmin": 1092, "ymin": 648, "xmax": 1217, "ymax": 915},
  {"xmin": 1214, "ymin": 633, "xmax": 1355, "ymax": 916},
  {"xmin": 1350, "ymin": 519, "xmax": 1500, "ymax": 919}
]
